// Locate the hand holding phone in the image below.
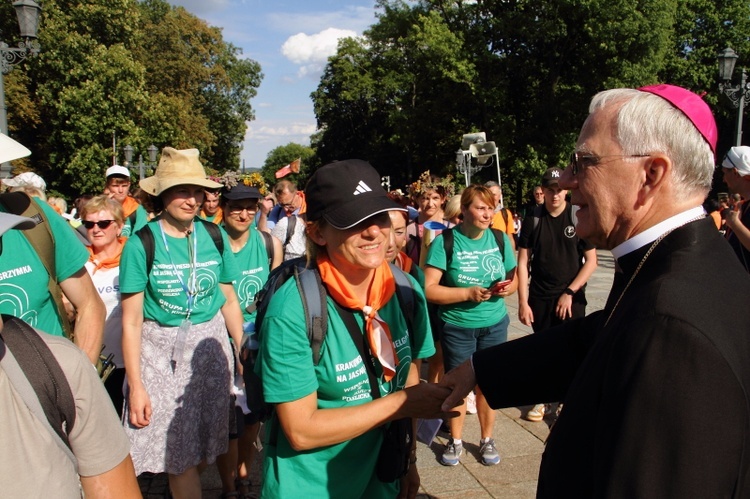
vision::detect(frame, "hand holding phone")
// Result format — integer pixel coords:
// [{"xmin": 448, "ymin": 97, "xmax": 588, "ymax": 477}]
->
[{"xmin": 489, "ymin": 278, "xmax": 512, "ymax": 295}]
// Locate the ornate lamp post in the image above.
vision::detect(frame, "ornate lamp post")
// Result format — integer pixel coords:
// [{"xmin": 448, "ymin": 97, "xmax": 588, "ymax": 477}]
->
[
  {"xmin": 1, "ymin": 0, "xmax": 42, "ymax": 177},
  {"xmin": 123, "ymin": 144, "xmax": 158, "ymax": 180},
  {"xmin": 718, "ymin": 47, "xmax": 750, "ymax": 146}
]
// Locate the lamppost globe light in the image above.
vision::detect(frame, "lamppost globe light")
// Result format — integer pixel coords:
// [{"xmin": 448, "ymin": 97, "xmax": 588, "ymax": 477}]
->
[
  {"xmin": 13, "ymin": 0, "xmax": 42, "ymax": 40},
  {"xmin": 122, "ymin": 144, "xmax": 134, "ymax": 166},
  {"xmin": 718, "ymin": 47, "xmax": 739, "ymax": 82},
  {"xmin": 147, "ymin": 144, "xmax": 158, "ymax": 163}
]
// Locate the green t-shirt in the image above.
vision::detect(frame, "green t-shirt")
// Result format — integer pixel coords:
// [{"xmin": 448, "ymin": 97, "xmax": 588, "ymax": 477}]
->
[
  {"xmin": 0, "ymin": 199, "xmax": 89, "ymax": 336},
  {"xmin": 425, "ymin": 227, "xmax": 517, "ymax": 328},
  {"xmin": 259, "ymin": 271, "xmax": 435, "ymax": 498},
  {"xmin": 228, "ymin": 229, "xmax": 270, "ymax": 323},
  {"xmin": 121, "ymin": 203, "xmax": 148, "ymax": 238},
  {"xmin": 120, "ymin": 219, "xmax": 240, "ymax": 326}
]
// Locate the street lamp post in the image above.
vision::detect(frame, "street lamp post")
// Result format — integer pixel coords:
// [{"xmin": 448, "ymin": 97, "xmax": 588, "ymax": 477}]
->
[
  {"xmin": 718, "ymin": 47, "xmax": 750, "ymax": 146},
  {"xmin": 123, "ymin": 144, "xmax": 158, "ymax": 180},
  {"xmin": 0, "ymin": 0, "xmax": 42, "ymax": 178}
]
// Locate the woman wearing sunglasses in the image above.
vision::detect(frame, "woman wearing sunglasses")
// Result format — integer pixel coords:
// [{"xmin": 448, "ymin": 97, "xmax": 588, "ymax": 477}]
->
[{"xmin": 81, "ymin": 195, "xmax": 127, "ymax": 415}]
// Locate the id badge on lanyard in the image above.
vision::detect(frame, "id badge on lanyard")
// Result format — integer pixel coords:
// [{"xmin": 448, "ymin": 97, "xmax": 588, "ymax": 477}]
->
[{"xmin": 172, "ymin": 318, "xmax": 192, "ymax": 369}]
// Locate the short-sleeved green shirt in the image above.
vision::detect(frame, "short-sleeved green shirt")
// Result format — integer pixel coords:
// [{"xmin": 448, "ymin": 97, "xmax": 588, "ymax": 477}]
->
[
  {"xmin": 228, "ymin": 229, "xmax": 270, "ymax": 323},
  {"xmin": 120, "ymin": 219, "xmax": 239, "ymax": 326},
  {"xmin": 259, "ymin": 270, "xmax": 435, "ymax": 498},
  {"xmin": 425, "ymin": 227, "xmax": 517, "ymax": 328},
  {"xmin": 0, "ymin": 199, "xmax": 89, "ymax": 336}
]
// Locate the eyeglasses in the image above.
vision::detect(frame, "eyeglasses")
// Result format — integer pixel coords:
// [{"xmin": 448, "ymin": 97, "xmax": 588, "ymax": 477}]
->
[
  {"xmin": 228, "ymin": 205, "xmax": 257, "ymax": 216},
  {"xmin": 569, "ymin": 152, "xmax": 651, "ymax": 175},
  {"xmin": 82, "ymin": 220, "xmax": 115, "ymax": 229}
]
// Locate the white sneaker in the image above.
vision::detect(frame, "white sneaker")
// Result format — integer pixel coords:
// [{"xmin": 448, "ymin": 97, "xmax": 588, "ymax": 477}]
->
[
  {"xmin": 524, "ymin": 403, "xmax": 545, "ymax": 422},
  {"xmin": 466, "ymin": 391, "xmax": 477, "ymax": 414}
]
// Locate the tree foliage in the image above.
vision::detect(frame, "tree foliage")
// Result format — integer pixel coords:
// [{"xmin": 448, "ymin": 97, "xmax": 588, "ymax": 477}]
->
[
  {"xmin": 312, "ymin": 0, "xmax": 750, "ymax": 207},
  {"xmin": 1, "ymin": 0, "xmax": 262, "ymax": 199}
]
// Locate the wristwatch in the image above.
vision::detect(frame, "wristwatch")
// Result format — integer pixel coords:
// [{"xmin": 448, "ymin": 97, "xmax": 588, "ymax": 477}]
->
[{"xmin": 563, "ymin": 287, "xmax": 575, "ymax": 296}]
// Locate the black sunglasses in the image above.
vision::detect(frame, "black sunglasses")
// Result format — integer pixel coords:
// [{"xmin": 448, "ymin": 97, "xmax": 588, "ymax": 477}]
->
[
  {"xmin": 569, "ymin": 152, "xmax": 651, "ymax": 175},
  {"xmin": 82, "ymin": 220, "xmax": 115, "ymax": 229}
]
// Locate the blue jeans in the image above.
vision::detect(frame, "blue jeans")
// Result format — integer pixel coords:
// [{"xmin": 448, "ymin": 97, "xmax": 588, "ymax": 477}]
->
[{"xmin": 440, "ymin": 315, "xmax": 510, "ymax": 372}]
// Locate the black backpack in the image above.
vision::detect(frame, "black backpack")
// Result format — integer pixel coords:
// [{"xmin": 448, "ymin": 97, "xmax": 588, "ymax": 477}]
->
[
  {"xmin": 135, "ymin": 217, "xmax": 224, "ymax": 274},
  {"xmin": 242, "ymin": 257, "xmax": 416, "ymax": 422}
]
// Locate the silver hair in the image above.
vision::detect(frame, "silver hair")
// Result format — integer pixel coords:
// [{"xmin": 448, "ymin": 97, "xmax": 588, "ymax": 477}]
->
[{"xmin": 589, "ymin": 88, "xmax": 714, "ymax": 200}]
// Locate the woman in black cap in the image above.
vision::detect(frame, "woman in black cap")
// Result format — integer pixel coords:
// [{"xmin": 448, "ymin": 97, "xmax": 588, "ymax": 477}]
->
[
  {"xmin": 258, "ymin": 159, "xmax": 449, "ymax": 498},
  {"xmin": 216, "ymin": 177, "xmax": 281, "ymax": 498}
]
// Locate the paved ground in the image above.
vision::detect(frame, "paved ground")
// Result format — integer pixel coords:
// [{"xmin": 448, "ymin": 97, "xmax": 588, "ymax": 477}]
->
[{"xmin": 140, "ymin": 250, "xmax": 615, "ymax": 498}]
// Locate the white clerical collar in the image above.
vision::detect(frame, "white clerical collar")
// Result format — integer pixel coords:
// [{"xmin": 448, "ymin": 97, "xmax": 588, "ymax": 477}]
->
[{"xmin": 611, "ymin": 206, "xmax": 706, "ymax": 259}]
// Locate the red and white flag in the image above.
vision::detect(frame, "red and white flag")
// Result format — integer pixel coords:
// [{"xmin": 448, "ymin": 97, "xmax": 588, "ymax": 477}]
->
[{"xmin": 274, "ymin": 158, "xmax": 301, "ymax": 179}]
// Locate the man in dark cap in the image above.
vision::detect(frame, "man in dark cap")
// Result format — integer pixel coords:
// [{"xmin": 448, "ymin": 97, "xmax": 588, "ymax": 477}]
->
[
  {"xmin": 516, "ymin": 166, "xmax": 597, "ymax": 422},
  {"xmin": 440, "ymin": 85, "xmax": 750, "ymax": 497}
]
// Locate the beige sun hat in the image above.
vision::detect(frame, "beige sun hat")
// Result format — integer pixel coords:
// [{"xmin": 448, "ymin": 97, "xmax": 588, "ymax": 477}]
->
[{"xmin": 139, "ymin": 147, "xmax": 221, "ymax": 196}]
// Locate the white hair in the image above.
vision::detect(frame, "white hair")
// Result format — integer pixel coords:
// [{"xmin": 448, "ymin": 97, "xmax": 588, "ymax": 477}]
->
[{"xmin": 589, "ymin": 88, "xmax": 714, "ymax": 200}]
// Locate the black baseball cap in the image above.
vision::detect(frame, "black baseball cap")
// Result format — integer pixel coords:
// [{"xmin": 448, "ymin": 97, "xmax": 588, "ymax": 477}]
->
[
  {"xmin": 542, "ymin": 167, "xmax": 564, "ymax": 188},
  {"xmin": 221, "ymin": 184, "xmax": 262, "ymax": 200},
  {"xmin": 305, "ymin": 159, "xmax": 405, "ymax": 229}
]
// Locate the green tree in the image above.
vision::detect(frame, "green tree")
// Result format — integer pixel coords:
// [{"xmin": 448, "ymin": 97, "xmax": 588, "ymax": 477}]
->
[
  {"xmin": 1, "ymin": 0, "xmax": 262, "ymax": 199},
  {"xmin": 261, "ymin": 143, "xmax": 318, "ymax": 189},
  {"xmin": 313, "ymin": 0, "xmax": 750, "ymax": 207}
]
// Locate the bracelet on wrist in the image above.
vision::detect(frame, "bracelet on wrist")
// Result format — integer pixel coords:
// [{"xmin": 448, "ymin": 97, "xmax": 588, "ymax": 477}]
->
[{"xmin": 563, "ymin": 287, "xmax": 575, "ymax": 296}]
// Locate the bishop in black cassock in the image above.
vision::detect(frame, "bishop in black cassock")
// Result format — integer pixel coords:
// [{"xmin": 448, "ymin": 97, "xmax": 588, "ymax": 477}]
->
[{"xmin": 440, "ymin": 85, "xmax": 750, "ymax": 497}]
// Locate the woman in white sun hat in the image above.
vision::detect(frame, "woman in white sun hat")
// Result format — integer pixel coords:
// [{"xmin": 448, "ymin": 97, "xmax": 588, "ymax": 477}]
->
[{"xmin": 119, "ymin": 147, "xmax": 245, "ymax": 497}]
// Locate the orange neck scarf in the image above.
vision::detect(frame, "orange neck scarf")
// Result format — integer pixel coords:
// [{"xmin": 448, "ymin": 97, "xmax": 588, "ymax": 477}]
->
[
  {"xmin": 394, "ymin": 252, "xmax": 413, "ymax": 274},
  {"xmin": 87, "ymin": 237, "xmax": 125, "ymax": 273},
  {"xmin": 317, "ymin": 254, "xmax": 399, "ymax": 381},
  {"xmin": 201, "ymin": 207, "xmax": 223, "ymax": 224},
  {"xmin": 121, "ymin": 196, "xmax": 140, "ymax": 218}
]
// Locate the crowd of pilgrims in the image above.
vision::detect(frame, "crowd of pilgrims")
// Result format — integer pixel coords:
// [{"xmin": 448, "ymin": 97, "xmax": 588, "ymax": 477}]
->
[{"xmin": 3, "ymin": 142, "xmax": 741, "ymax": 498}]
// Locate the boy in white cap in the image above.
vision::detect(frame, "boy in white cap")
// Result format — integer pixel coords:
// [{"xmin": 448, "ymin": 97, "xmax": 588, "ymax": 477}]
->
[{"xmin": 105, "ymin": 164, "xmax": 148, "ymax": 237}]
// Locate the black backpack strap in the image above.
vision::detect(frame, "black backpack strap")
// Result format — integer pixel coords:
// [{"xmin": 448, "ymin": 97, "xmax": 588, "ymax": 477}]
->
[
  {"xmin": 259, "ymin": 230, "xmax": 274, "ymax": 268},
  {"xmin": 135, "ymin": 224, "xmax": 156, "ymax": 276},
  {"xmin": 442, "ymin": 227, "xmax": 454, "ymax": 269},
  {"xmin": 284, "ymin": 215, "xmax": 297, "ymax": 251},
  {"xmin": 489, "ymin": 228, "xmax": 506, "ymax": 257},
  {"xmin": 389, "ymin": 263, "xmax": 414, "ymax": 332},
  {"xmin": 127, "ymin": 210, "xmax": 138, "ymax": 231},
  {"xmin": 295, "ymin": 265, "xmax": 328, "ymax": 365},
  {"xmin": 0, "ymin": 315, "xmax": 77, "ymax": 454},
  {"xmin": 197, "ymin": 218, "xmax": 225, "ymax": 255}
]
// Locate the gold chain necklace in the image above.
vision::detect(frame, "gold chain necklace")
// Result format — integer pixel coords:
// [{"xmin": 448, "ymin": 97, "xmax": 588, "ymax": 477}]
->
[{"xmin": 604, "ymin": 215, "xmax": 704, "ymax": 327}]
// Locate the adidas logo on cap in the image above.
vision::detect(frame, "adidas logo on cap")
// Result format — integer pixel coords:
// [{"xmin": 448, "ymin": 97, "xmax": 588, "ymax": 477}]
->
[{"xmin": 353, "ymin": 180, "xmax": 372, "ymax": 195}]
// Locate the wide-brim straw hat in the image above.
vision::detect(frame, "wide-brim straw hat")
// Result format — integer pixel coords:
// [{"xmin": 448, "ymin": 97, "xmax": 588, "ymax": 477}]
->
[{"xmin": 139, "ymin": 147, "xmax": 221, "ymax": 196}]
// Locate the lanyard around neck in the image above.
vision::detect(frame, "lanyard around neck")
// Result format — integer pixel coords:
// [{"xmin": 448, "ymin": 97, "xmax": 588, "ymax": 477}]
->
[{"xmin": 158, "ymin": 219, "xmax": 199, "ymax": 318}]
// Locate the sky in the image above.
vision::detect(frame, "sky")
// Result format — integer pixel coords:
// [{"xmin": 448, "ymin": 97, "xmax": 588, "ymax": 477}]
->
[{"xmin": 168, "ymin": 0, "xmax": 380, "ymax": 170}]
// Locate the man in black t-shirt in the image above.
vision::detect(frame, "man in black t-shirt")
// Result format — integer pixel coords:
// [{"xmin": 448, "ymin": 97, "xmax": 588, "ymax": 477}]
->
[{"xmin": 517, "ymin": 167, "xmax": 598, "ymax": 420}]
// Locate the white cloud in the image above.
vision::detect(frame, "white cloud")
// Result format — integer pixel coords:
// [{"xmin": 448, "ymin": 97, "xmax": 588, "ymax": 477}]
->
[
  {"xmin": 247, "ymin": 122, "xmax": 317, "ymax": 140},
  {"xmin": 281, "ymin": 28, "xmax": 358, "ymax": 78}
]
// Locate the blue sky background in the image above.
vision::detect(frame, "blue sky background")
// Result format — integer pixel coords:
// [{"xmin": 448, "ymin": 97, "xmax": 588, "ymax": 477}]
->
[{"xmin": 169, "ymin": 0, "xmax": 379, "ymax": 170}]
